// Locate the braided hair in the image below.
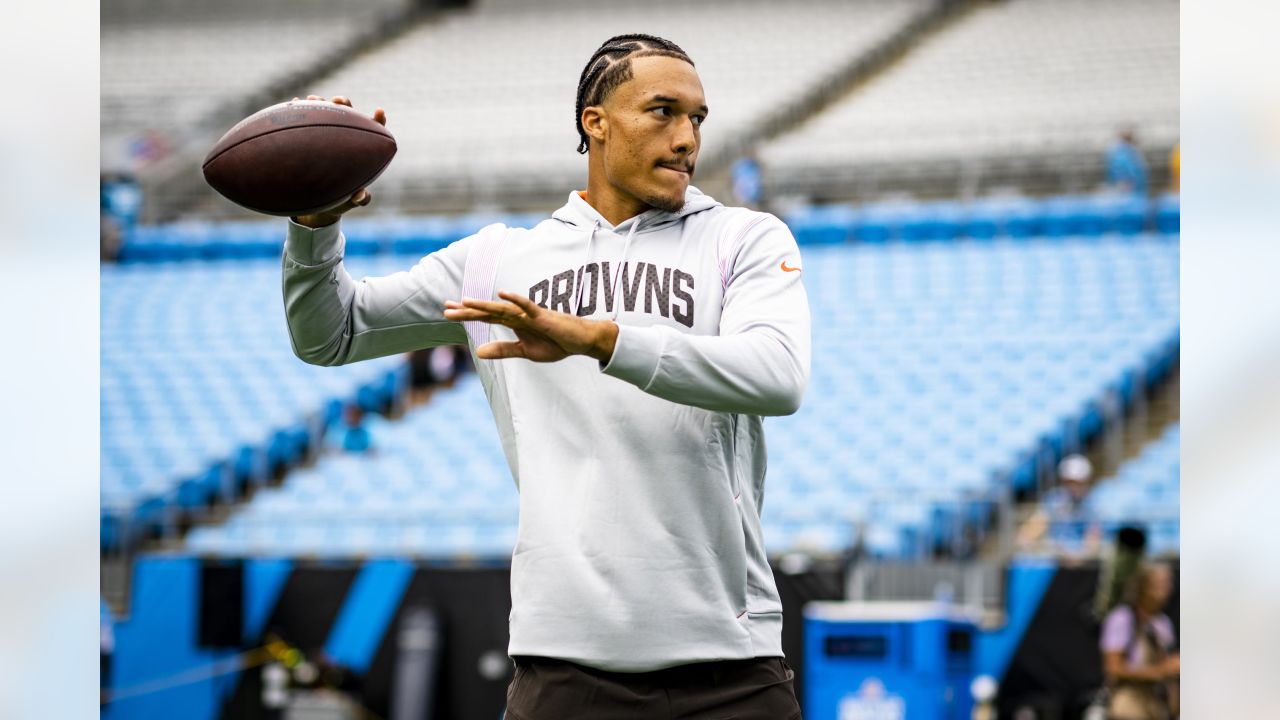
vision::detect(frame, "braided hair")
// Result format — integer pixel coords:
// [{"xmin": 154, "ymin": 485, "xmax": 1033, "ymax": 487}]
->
[{"xmin": 574, "ymin": 34, "xmax": 694, "ymax": 154}]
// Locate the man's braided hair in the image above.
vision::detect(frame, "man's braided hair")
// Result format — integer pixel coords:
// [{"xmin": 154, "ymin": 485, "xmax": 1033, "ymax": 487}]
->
[{"xmin": 574, "ymin": 34, "xmax": 694, "ymax": 154}]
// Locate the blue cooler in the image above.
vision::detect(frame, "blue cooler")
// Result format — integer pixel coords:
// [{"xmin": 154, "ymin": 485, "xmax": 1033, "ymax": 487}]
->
[{"xmin": 804, "ymin": 601, "xmax": 979, "ymax": 720}]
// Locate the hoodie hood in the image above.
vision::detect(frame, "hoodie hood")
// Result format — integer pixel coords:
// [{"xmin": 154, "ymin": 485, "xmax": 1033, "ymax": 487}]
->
[
  {"xmin": 551, "ymin": 186, "xmax": 724, "ymax": 319},
  {"xmin": 552, "ymin": 185, "xmax": 721, "ymax": 234}
]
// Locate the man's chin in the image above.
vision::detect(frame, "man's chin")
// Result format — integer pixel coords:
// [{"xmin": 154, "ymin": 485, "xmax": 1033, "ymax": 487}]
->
[
  {"xmin": 642, "ymin": 185, "xmax": 687, "ymax": 214},
  {"xmin": 647, "ymin": 195, "xmax": 684, "ymax": 213}
]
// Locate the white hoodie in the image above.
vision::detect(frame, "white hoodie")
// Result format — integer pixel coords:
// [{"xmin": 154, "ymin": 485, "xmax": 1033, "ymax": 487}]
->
[{"xmin": 282, "ymin": 186, "xmax": 811, "ymax": 671}]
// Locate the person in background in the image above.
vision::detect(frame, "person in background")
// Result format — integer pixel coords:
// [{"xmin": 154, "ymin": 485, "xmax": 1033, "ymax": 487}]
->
[
  {"xmin": 325, "ymin": 404, "xmax": 379, "ymax": 455},
  {"xmin": 101, "ymin": 173, "xmax": 144, "ymax": 243},
  {"xmin": 101, "ymin": 212, "xmax": 123, "ymax": 262},
  {"xmin": 1095, "ymin": 525, "xmax": 1149, "ymax": 621},
  {"xmin": 1099, "ymin": 562, "xmax": 1179, "ymax": 719},
  {"xmin": 1105, "ymin": 127, "xmax": 1149, "ymax": 196},
  {"xmin": 100, "ymin": 173, "xmax": 139, "ymax": 262},
  {"xmin": 407, "ymin": 345, "xmax": 468, "ymax": 406},
  {"xmin": 1168, "ymin": 142, "xmax": 1179, "ymax": 192},
  {"xmin": 730, "ymin": 146, "xmax": 764, "ymax": 210},
  {"xmin": 1017, "ymin": 453, "xmax": 1101, "ymax": 557},
  {"xmin": 101, "ymin": 598, "xmax": 114, "ymax": 704}
]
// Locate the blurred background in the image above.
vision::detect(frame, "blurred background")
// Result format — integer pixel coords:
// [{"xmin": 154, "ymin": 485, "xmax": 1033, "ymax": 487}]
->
[{"xmin": 98, "ymin": 1, "xmax": 1181, "ymax": 718}]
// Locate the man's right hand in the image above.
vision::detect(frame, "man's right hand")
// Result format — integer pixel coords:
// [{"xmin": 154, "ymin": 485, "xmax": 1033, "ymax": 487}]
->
[{"xmin": 291, "ymin": 94, "xmax": 388, "ymax": 229}]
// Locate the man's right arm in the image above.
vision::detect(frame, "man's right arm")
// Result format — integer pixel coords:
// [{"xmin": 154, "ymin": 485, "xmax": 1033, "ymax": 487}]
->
[{"xmin": 282, "ymin": 218, "xmax": 470, "ymax": 366}]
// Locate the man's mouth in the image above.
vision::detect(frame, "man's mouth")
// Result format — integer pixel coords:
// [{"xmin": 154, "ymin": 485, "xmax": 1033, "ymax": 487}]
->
[{"xmin": 657, "ymin": 162, "xmax": 693, "ymax": 177}]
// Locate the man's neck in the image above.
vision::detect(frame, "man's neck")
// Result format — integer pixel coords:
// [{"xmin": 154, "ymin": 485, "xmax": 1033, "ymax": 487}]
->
[
  {"xmin": 581, "ymin": 191, "xmax": 649, "ymax": 227},
  {"xmin": 584, "ymin": 164, "xmax": 650, "ymax": 225}
]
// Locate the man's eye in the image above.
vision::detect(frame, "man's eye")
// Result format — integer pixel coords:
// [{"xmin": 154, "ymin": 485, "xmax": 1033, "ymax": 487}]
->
[
  {"xmin": 692, "ymin": 115, "xmax": 705, "ymax": 126},
  {"xmin": 651, "ymin": 107, "xmax": 672, "ymax": 117}
]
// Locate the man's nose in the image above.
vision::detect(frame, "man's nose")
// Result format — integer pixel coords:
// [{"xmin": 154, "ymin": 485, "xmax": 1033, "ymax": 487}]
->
[{"xmin": 671, "ymin": 116, "xmax": 697, "ymax": 155}]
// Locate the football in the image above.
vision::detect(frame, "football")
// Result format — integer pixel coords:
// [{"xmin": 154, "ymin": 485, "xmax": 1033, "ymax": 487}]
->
[{"xmin": 202, "ymin": 100, "xmax": 396, "ymax": 216}]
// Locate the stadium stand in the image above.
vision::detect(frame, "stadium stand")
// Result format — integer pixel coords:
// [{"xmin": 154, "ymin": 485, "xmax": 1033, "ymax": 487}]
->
[
  {"xmin": 100, "ymin": 257, "xmax": 411, "ymax": 551},
  {"xmin": 285, "ymin": 0, "xmax": 938, "ymax": 211},
  {"xmin": 114, "ymin": 191, "xmax": 1179, "ymax": 262},
  {"xmin": 762, "ymin": 232, "xmax": 1177, "ymax": 558},
  {"xmin": 101, "ymin": 0, "xmax": 411, "ymax": 174},
  {"xmin": 183, "ymin": 225, "xmax": 1178, "ymax": 560},
  {"xmin": 761, "ymin": 0, "xmax": 1179, "ymax": 199},
  {"xmin": 1081, "ymin": 423, "xmax": 1180, "ymax": 555}
]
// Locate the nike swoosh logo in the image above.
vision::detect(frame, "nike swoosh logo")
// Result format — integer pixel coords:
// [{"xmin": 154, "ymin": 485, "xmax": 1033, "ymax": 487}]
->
[{"xmin": 780, "ymin": 261, "xmax": 801, "ymax": 273}]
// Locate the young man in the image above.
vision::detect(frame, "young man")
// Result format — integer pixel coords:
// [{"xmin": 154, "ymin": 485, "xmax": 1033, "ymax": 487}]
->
[{"xmin": 282, "ymin": 34, "xmax": 810, "ymax": 719}]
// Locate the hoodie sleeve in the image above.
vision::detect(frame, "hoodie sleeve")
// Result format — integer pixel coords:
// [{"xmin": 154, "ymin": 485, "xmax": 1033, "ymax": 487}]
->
[
  {"xmin": 600, "ymin": 214, "xmax": 811, "ymax": 416},
  {"xmin": 282, "ymin": 218, "xmax": 470, "ymax": 366}
]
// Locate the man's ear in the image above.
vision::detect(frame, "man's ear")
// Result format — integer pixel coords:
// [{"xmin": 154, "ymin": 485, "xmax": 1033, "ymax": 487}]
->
[{"xmin": 582, "ymin": 106, "xmax": 607, "ymax": 145}]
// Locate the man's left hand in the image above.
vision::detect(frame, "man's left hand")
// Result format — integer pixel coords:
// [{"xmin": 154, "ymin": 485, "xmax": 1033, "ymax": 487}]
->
[{"xmin": 443, "ymin": 291, "xmax": 619, "ymax": 363}]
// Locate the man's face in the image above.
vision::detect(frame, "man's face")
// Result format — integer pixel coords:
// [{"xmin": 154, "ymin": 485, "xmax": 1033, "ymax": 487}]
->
[
  {"xmin": 594, "ymin": 55, "xmax": 707, "ymax": 213},
  {"xmin": 1142, "ymin": 565, "xmax": 1173, "ymax": 610},
  {"xmin": 1066, "ymin": 478, "xmax": 1088, "ymax": 501}
]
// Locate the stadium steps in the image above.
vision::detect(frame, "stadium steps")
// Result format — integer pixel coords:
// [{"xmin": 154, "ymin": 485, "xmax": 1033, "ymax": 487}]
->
[
  {"xmin": 1012, "ymin": 363, "xmax": 1178, "ymax": 518},
  {"xmin": 1008, "ymin": 365, "xmax": 1179, "ymax": 547},
  {"xmin": 1095, "ymin": 364, "xmax": 1180, "ymax": 477}
]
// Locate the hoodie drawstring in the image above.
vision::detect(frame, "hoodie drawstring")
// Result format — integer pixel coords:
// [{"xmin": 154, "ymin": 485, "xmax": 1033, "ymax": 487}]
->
[
  {"xmin": 570, "ymin": 220, "xmax": 598, "ymax": 318},
  {"xmin": 609, "ymin": 221, "xmax": 640, "ymax": 321},
  {"xmin": 570, "ymin": 218, "xmax": 640, "ymax": 321}
]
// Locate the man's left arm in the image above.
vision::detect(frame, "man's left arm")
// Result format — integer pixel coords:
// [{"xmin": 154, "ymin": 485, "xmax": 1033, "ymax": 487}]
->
[
  {"xmin": 599, "ymin": 216, "xmax": 811, "ymax": 416},
  {"xmin": 442, "ymin": 215, "xmax": 811, "ymax": 417}
]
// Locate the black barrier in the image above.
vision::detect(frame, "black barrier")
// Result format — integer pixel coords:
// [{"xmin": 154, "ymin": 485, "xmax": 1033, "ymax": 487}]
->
[
  {"xmin": 221, "ymin": 564, "xmax": 361, "ymax": 719},
  {"xmin": 198, "ymin": 560, "xmax": 243, "ymax": 649},
  {"xmin": 209, "ymin": 559, "xmax": 845, "ymax": 720},
  {"xmin": 219, "ymin": 564, "xmax": 512, "ymax": 720},
  {"xmin": 999, "ymin": 561, "xmax": 1180, "ymax": 719},
  {"xmin": 104, "ymin": 554, "xmax": 1190, "ymax": 719},
  {"xmin": 204, "ymin": 556, "xmax": 1178, "ymax": 719}
]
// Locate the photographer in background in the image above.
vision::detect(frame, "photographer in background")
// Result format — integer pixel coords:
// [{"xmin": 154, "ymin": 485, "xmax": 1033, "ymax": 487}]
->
[{"xmin": 1099, "ymin": 562, "xmax": 1179, "ymax": 719}]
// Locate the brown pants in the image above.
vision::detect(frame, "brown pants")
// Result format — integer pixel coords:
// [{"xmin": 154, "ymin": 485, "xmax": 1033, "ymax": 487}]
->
[{"xmin": 504, "ymin": 655, "xmax": 804, "ymax": 720}]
